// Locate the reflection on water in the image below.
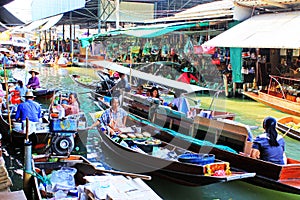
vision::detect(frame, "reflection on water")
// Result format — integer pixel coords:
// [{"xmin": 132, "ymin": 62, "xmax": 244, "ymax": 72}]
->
[{"xmin": 26, "ymin": 64, "xmax": 300, "ymax": 200}]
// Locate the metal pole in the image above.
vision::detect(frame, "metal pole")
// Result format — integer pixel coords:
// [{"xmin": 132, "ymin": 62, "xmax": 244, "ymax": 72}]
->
[
  {"xmin": 85, "ymin": 46, "xmax": 89, "ymax": 67},
  {"xmin": 98, "ymin": 0, "xmax": 101, "ymax": 33},
  {"xmin": 23, "ymin": 140, "xmax": 32, "ymax": 199},
  {"xmin": 23, "ymin": 117, "xmax": 32, "ymax": 199},
  {"xmin": 115, "ymin": 0, "xmax": 120, "ymax": 29}
]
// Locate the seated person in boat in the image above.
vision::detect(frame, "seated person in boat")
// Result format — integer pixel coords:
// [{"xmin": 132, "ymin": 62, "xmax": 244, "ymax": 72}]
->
[
  {"xmin": 135, "ymin": 85, "xmax": 144, "ymax": 95},
  {"xmin": 176, "ymin": 67, "xmax": 199, "ymax": 84},
  {"xmin": 61, "ymin": 93, "xmax": 80, "ymax": 116},
  {"xmin": 111, "ymin": 73, "xmax": 131, "ymax": 96},
  {"xmin": 88, "ymin": 97, "xmax": 127, "ymax": 135},
  {"xmin": 57, "ymin": 53, "xmax": 69, "ymax": 65},
  {"xmin": 150, "ymin": 86, "xmax": 164, "ymax": 102},
  {"xmin": 250, "ymin": 116, "xmax": 286, "ymax": 165},
  {"xmin": 26, "ymin": 69, "xmax": 40, "ymax": 89},
  {"xmin": 15, "ymin": 91, "xmax": 42, "ymax": 123},
  {"xmin": 15, "ymin": 80, "xmax": 27, "ymax": 99}
]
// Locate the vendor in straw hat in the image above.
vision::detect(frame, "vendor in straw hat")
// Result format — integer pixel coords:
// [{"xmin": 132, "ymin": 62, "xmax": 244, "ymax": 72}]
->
[
  {"xmin": 15, "ymin": 91, "xmax": 41, "ymax": 123},
  {"xmin": 26, "ymin": 69, "xmax": 40, "ymax": 89},
  {"xmin": 176, "ymin": 66, "xmax": 199, "ymax": 84}
]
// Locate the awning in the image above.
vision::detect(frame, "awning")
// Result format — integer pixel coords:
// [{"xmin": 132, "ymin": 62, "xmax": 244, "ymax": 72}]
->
[
  {"xmin": 91, "ymin": 60, "xmax": 209, "ymax": 93},
  {"xmin": 17, "ymin": 18, "xmax": 48, "ymax": 33},
  {"xmin": 203, "ymin": 11, "xmax": 300, "ymax": 49},
  {"xmin": 40, "ymin": 14, "xmax": 63, "ymax": 31}
]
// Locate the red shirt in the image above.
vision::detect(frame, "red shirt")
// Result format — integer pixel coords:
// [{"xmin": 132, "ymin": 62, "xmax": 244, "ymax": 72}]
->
[{"xmin": 176, "ymin": 72, "xmax": 199, "ymax": 84}]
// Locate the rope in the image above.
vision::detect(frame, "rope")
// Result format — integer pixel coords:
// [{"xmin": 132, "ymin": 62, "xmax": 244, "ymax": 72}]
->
[
  {"xmin": 24, "ymin": 168, "xmax": 51, "ymax": 186},
  {"xmin": 128, "ymin": 114, "xmax": 237, "ymax": 154}
]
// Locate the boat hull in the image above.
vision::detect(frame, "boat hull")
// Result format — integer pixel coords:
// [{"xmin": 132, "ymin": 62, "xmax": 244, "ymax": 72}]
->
[
  {"xmin": 99, "ymin": 128, "xmax": 254, "ymax": 187},
  {"xmin": 277, "ymin": 116, "xmax": 300, "ymax": 141},
  {"xmin": 243, "ymin": 91, "xmax": 300, "ymax": 117},
  {"xmin": 125, "ymin": 115, "xmax": 300, "ymax": 194}
]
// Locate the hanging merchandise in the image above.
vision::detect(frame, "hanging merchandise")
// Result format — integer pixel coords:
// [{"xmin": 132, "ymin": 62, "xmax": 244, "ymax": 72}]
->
[
  {"xmin": 142, "ymin": 40, "xmax": 152, "ymax": 56},
  {"xmin": 184, "ymin": 36, "xmax": 194, "ymax": 55},
  {"xmin": 193, "ymin": 36, "xmax": 204, "ymax": 54}
]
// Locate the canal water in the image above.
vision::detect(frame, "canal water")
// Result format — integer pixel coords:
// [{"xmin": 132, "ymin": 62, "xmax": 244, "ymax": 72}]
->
[{"xmin": 11, "ymin": 63, "xmax": 300, "ymax": 200}]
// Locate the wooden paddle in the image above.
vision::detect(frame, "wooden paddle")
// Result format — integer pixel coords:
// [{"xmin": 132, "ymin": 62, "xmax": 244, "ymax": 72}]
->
[{"xmin": 74, "ymin": 162, "xmax": 151, "ymax": 181}]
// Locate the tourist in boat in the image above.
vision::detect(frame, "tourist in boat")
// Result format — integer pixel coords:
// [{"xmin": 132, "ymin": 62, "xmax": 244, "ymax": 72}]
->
[
  {"xmin": 250, "ymin": 116, "xmax": 286, "ymax": 165},
  {"xmin": 14, "ymin": 91, "xmax": 41, "ymax": 123},
  {"xmin": 61, "ymin": 93, "xmax": 80, "ymax": 116},
  {"xmin": 26, "ymin": 69, "xmax": 40, "ymax": 89},
  {"xmin": 87, "ymin": 97, "xmax": 127, "ymax": 135},
  {"xmin": 150, "ymin": 86, "xmax": 160, "ymax": 99},
  {"xmin": 135, "ymin": 85, "xmax": 144, "ymax": 95},
  {"xmin": 15, "ymin": 80, "xmax": 27, "ymax": 98},
  {"xmin": 176, "ymin": 67, "xmax": 199, "ymax": 84},
  {"xmin": 57, "ymin": 53, "xmax": 68, "ymax": 65}
]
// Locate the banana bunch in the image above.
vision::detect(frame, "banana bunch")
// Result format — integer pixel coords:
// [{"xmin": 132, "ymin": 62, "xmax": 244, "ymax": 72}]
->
[{"xmin": 285, "ymin": 122, "xmax": 300, "ymax": 131}]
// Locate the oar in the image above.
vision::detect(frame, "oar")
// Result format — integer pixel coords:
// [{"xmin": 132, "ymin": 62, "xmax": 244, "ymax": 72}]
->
[
  {"xmin": 282, "ymin": 126, "xmax": 292, "ymax": 138},
  {"xmin": 74, "ymin": 162, "xmax": 151, "ymax": 181}
]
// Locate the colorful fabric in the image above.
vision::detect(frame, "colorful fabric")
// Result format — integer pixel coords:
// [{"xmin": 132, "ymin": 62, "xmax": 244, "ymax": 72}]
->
[{"xmin": 15, "ymin": 99, "xmax": 41, "ymax": 122}]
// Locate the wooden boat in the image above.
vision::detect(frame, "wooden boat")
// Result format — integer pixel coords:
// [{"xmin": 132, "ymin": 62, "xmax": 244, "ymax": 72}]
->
[
  {"xmin": 243, "ymin": 75, "xmax": 300, "ymax": 117},
  {"xmin": 32, "ymin": 155, "xmax": 161, "ymax": 200},
  {"xmin": 69, "ymin": 74, "xmax": 99, "ymax": 90},
  {"xmin": 32, "ymin": 88, "xmax": 58, "ymax": 99},
  {"xmin": 123, "ymin": 113, "xmax": 300, "ymax": 194},
  {"xmin": 49, "ymin": 91, "xmax": 89, "ymax": 155},
  {"xmin": 96, "ymin": 122, "xmax": 255, "ymax": 186},
  {"xmin": 277, "ymin": 116, "xmax": 300, "ymax": 141}
]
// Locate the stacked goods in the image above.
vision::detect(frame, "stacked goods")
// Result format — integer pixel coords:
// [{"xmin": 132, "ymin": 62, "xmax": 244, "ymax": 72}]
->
[{"xmin": 0, "ymin": 149, "xmax": 12, "ymax": 192}]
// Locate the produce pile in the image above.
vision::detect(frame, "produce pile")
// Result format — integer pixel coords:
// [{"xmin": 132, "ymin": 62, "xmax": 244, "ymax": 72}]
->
[{"xmin": 285, "ymin": 121, "xmax": 300, "ymax": 131}]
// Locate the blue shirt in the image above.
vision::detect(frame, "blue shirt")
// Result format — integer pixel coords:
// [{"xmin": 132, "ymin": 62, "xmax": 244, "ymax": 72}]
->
[
  {"xmin": 98, "ymin": 107, "xmax": 127, "ymax": 129},
  {"xmin": 15, "ymin": 85, "xmax": 27, "ymax": 97},
  {"xmin": 252, "ymin": 133, "xmax": 285, "ymax": 165},
  {"xmin": 15, "ymin": 99, "xmax": 41, "ymax": 122}
]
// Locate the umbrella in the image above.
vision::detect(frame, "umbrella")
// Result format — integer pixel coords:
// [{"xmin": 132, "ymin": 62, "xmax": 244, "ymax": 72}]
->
[{"xmin": 0, "ymin": 47, "xmax": 10, "ymax": 53}]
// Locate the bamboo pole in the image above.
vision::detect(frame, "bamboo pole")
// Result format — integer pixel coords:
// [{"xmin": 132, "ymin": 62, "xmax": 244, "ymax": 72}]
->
[{"xmin": 3, "ymin": 66, "xmax": 12, "ymax": 133}]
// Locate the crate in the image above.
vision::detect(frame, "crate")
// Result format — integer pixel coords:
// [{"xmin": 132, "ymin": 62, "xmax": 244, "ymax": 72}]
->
[{"xmin": 50, "ymin": 119, "xmax": 77, "ymax": 132}]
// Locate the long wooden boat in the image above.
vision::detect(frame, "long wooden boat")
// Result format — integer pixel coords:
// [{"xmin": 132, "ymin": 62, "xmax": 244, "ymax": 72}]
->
[
  {"xmin": 0, "ymin": 113, "xmax": 51, "ymax": 152},
  {"xmin": 32, "ymin": 88, "xmax": 58, "ymax": 99},
  {"xmin": 97, "ymin": 123, "xmax": 255, "ymax": 186},
  {"xmin": 32, "ymin": 155, "xmax": 161, "ymax": 200},
  {"xmin": 69, "ymin": 74, "xmax": 99, "ymax": 90},
  {"xmin": 123, "ymin": 113, "xmax": 300, "ymax": 194},
  {"xmin": 243, "ymin": 75, "xmax": 300, "ymax": 117},
  {"xmin": 277, "ymin": 116, "xmax": 300, "ymax": 141}
]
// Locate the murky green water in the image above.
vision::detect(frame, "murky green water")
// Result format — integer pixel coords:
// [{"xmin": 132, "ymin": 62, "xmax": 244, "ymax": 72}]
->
[{"xmin": 17, "ymin": 63, "xmax": 299, "ymax": 200}]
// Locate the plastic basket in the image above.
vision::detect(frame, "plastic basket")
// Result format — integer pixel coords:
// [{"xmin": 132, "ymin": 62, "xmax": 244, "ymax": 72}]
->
[{"xmin": 178, "ymin": 153, "xmax": 215, "ymax": 165}]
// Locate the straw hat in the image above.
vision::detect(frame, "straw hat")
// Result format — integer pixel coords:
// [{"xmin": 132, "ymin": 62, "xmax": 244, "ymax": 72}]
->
[
  {"xmin": 23, "ymin": 91, "xmax": 36, "ymax": 98},
  {"xmin": 182, "ymin": 67, "xmax": 190, "ymax": 73},
  {"xmin": 28, "ymin": 69, "xmax": 39, "ymax": 75}
]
